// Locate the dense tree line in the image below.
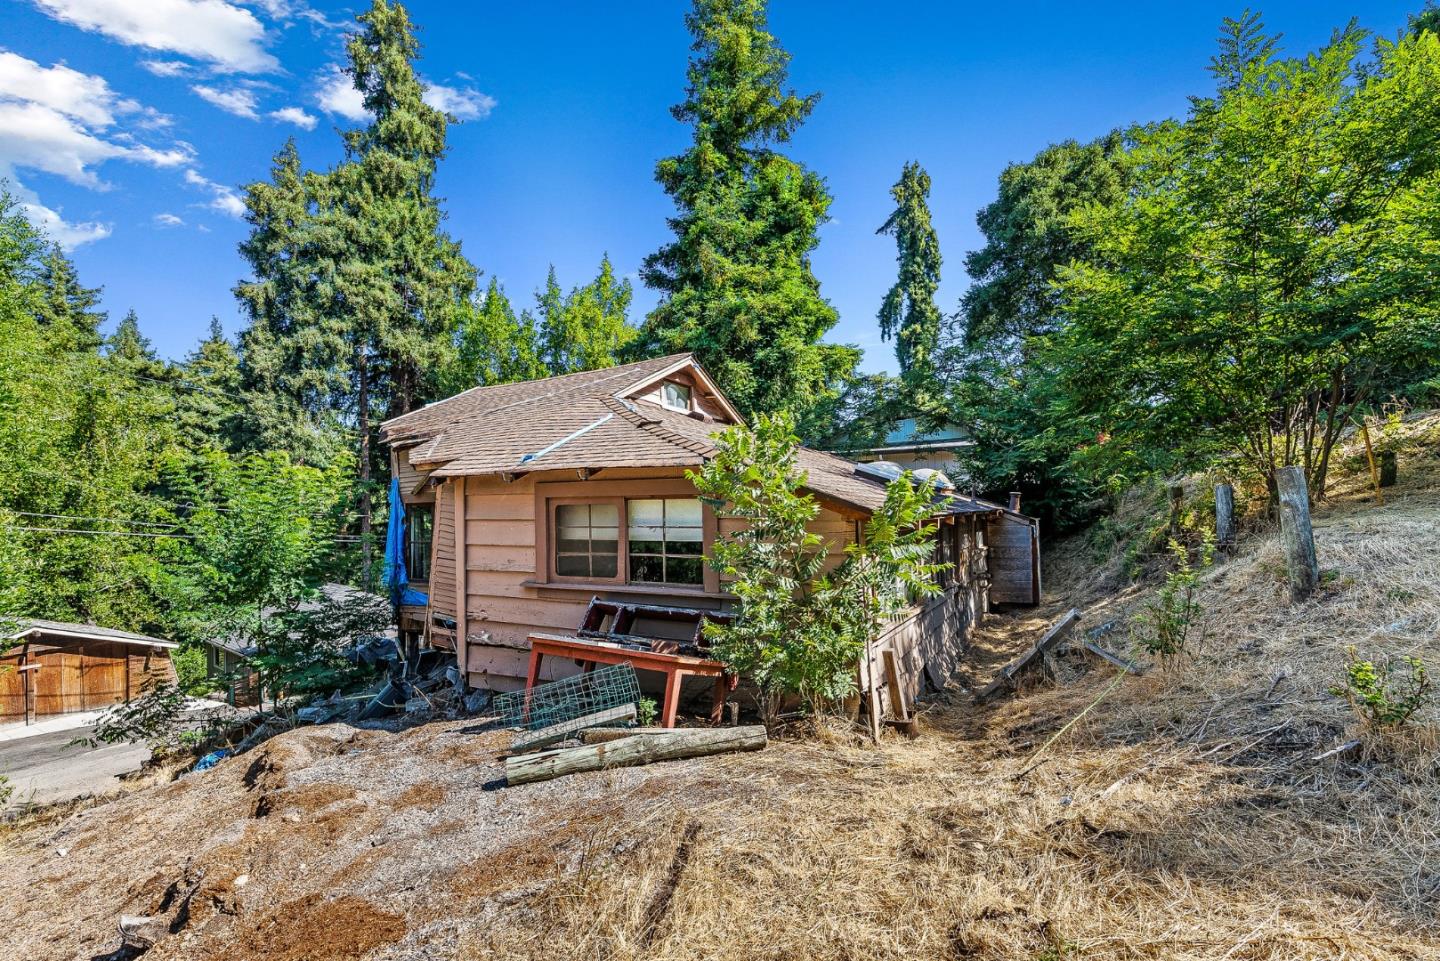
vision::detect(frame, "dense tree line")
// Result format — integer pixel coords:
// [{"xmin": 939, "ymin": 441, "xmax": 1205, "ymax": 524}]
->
[{"xmin": 4, "ymin": 0, "xmax": 1439, "ymax": 649}]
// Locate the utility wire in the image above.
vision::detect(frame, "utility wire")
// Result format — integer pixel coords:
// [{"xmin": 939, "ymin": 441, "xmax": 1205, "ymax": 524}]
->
[{"xmin": 9, "ymin": 511, "xmax": 181, "ymax": 530}]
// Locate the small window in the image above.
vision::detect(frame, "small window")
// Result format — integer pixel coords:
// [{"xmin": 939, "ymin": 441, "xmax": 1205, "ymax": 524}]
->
[
  {"xmin": 628, "ymin": 498, "xmax": 704, "ymax": 584},
  {"xmin": 661, "ymin": 381, "xmax": 692, "ymax": 411},
  {"xmin": 405, "ymin": 506, "xmax": 433, "ymax": 582},
  {"xmin": 555, "ymin": 503, "xmax": 620, "ymax": 578}
]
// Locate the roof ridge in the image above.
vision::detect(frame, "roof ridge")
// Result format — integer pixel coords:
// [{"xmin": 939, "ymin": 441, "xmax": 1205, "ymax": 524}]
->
[{"xmin": 381, "ymin": 352, "xmax": 692, "ymax": 433}]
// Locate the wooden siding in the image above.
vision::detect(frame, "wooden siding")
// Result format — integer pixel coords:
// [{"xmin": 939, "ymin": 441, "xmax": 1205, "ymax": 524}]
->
[
  {"xmin": 429, "ymin": 479, "xmax": 457, "ymax": 623},
  {"xmin": 416, "ymin": 465, "xmax": 1011, "ymax": 707},
  {"xmin": 1, "ymin": 636, "xmax": 175, "ymax": 723},
  {"xmin": 392, "ymin": 445, "xmax": 436, "ymax": 504},
  {"xmin": 988, "ymin": 513, "xmax": 1041, "ymax": 605},
  {"xmin": 865, "ymin": 517, "xmax": 988, "ymax": 717}
]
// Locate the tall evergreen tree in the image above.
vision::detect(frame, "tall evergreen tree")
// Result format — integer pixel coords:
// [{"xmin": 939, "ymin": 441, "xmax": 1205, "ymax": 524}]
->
[
  {"xmin": 233, "ymin": 0, "xmax": 476, "ymax": 575},
  {"xmin": 876, "ymin": 161, "xmax": 942, "ymax": 387},
  {"xmin": 635, "ymin": 0, "xmax": 857, "ymax": 424},
  {"xmin": 175, "ymin": 318, "xmax": 245, "ymax": 451},
  {"xmin": 35, "ymin": 245, "xmax": 105, "ymax": 353}
]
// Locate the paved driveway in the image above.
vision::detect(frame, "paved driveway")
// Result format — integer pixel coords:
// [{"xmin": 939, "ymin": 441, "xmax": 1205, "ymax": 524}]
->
[{"xmin": 0, "ymin": 727, "xmax": 150, "ymax": 809}]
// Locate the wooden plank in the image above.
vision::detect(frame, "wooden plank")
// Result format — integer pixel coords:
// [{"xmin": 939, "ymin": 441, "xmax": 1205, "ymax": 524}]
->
[
  {"xmin": 1080, "ymin": 639, "xmax": 1147, "ymax": 675},
  {"xmin": 506, "ymin": 726, "xmax": 767, "ymax": 786},
  {"xmin": 454, "ymin": 477, "xmax": 469, "ymax": 680},
  {"xmin": 975, "ymin": 608, "xmax": 1082, "ymax": 704},
  {"xmin": 510, "ymin": 703, "xmax": 638, "ymax": 753}
]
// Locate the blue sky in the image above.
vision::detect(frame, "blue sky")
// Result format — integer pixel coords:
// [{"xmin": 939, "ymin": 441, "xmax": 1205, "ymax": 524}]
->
[{"xmin": 2, "ymin": 0, "xmax": 1421, "ymax": 375}]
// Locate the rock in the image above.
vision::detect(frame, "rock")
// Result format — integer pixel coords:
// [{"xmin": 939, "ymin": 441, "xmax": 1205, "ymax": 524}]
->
[
  {"xmin": 463, "ymin": 691, "xmax": 492, "ymax": 715},
  {"xmin": 404, "ymin": 697, "xmax": 430, "ymax": 714},
  {"xmin": 119, "ymin": 915, "xmax": 167, "ymax": 950}
]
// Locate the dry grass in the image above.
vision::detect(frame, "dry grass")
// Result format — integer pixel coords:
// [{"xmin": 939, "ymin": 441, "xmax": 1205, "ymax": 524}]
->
[{"xmin": 2, "ymin": 414, "xmax": 1438, "ymax": 960}]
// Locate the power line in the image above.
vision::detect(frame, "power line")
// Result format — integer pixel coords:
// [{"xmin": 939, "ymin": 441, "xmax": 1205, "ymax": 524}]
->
[
  {"xmin": 9, "ymin": 511, "xmax": 181, "ymax": 530},
  {"xmin": 1, "ymin": 525, "xmax": 191, "ymax": 539}
]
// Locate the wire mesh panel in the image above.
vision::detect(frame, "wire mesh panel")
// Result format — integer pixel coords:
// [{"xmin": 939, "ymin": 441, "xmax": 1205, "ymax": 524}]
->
[{"xmin": 493, "ymin": 662, "xmax": 642, "ymax": 732}]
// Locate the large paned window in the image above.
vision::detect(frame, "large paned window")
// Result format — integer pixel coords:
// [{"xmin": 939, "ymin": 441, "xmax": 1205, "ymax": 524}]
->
[
  {"xmin": 554, "ymin": 503, "xmax": 620, "ymax": 578},
  {"xmin": 627, "ymin": 498, "xmax": 704, "ymax": 585},
  {"xmin": 405, "ymin": 506, "xmax": 433, "ymax": 582}
]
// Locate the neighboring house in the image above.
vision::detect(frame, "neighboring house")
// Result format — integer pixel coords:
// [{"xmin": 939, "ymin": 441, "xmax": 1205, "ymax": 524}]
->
[
  {"xmin": 1, "ymin": 620, "xmax": 177, "ymax": 725},
  {"xmin": 848, "ymin": 418, "xmax": 975, "ymax": 475},
  {"xmin": 379, "ymin": 354, "xmax": 1041, "ymax": 711},
  {"xmin": 202, "ymin": 583, "xmax": 392, "ymax": 706}
]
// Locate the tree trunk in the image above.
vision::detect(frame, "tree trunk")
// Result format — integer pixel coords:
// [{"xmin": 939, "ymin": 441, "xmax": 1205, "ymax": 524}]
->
[
  {"xmin": 505, "ymin": 726, "xmax": 767, "ymax": 785},
  {"xmin": 1275, "ymin": 466, "xmax": 1318, "ymax": 603},
  {"xmin": 1214, "ymin": 483, "xmax": 1236, "ymax": 556},
  {"xmin": 358, "ymin": 349, "xmax": 372, "ymax": 590}
]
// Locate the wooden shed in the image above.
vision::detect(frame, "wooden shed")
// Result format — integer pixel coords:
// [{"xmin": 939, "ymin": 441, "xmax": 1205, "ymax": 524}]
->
[
  {"xmin": 1, "ymin": 620, "xmax": 177, "ymax": 726},
  {"xmin": 379, "ymin": 354, "xmax": 1042, "ymax": 714}
]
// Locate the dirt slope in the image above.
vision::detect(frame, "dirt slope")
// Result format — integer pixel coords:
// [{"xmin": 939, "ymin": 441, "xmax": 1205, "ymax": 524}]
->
[{"xmin": 3, "ymin": 415, "xmax": 1438, "ymax": 961}]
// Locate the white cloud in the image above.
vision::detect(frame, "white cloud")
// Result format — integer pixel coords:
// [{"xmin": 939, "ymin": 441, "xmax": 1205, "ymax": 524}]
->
[
  {"xmin": 19, "ymin": 194, "xmax": 111, "ymax": 247},
  {"xmin": 154, "ymin": 211, "xmax": 184, "ymax": 227},
  {"xmin": 0, "ymin": 50, "xmax": 126, "ymax": 127},
  {"xmin": 184, "ymin": 168, "xmax": 245, "ymax": 218},
  {"xmin": 140, "ymin": 59, "xmax": 191, "ymax": 78},
  {"xmin": 269, "ymin": 105, "xmax": 316, "ymax": 129},
  {"xmin": 0, "ymin": 52, "xmax": 193, "ymax": 247},
  {"xmin": 0, "ymin": 101, "xmax": 189, "ymax": 187},
  {"xmin": 32, "ymin": 0, "xmax": 278, "ymax": 73},
  {"xmin": 423, "ymin": 83, "xmax": 496, "ymax": 121},
  {"xmin": 191, "ymin": 83, "xmax": 258, "ymax": 119},
  {"xmin": 315, "ymin": 67, "xmax": 366, "ymax": 120}
]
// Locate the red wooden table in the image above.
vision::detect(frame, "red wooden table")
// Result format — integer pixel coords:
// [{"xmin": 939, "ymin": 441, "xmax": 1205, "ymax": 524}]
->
[{"xmin": 525, "ymin": 632, "xmax": 735, "ymax": 727}]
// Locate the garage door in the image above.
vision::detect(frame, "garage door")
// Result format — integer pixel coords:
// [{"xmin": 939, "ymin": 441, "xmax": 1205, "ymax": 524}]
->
[
  {"xmin": 2, "ymin": 641, "xmax": 132, "ymax": 722},
  {"xmin": 0, "ymin": 651, "xmax": 25, "ymax": 719}
]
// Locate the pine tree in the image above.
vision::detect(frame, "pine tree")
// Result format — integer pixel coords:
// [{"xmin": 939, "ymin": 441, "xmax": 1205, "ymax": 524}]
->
[
  {"xmin": 538, "ymin": 255, "xmax": 635, "ymax": 375},
  {"xmin": 175, "ymin": 319, "xmax": 245, "ymax": 451},
  {"xmin": 635, "ymin": 0, "xmax": 857, "ymax": 423},
  {"xmin": 876, "ymin": 162, "xmax": 942, "ymax": 387},
  {"xmin": 35, "ymin": 245, "xmax": 105, "ymax": 353},
  {"xmin": 232, "ymin": 0, "xmax": 476, "ymax": 578}
]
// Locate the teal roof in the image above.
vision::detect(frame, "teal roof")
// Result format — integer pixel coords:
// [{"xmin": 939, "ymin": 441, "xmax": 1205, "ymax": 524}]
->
[{"xmin": 881, "ymin": 418, "xmax": 970, "ymax": 448}]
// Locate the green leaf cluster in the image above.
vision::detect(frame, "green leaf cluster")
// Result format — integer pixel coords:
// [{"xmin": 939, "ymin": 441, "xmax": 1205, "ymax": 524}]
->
[{"xmin": 689, "ymin": 413, "xmax": 946, "ymax": 717}]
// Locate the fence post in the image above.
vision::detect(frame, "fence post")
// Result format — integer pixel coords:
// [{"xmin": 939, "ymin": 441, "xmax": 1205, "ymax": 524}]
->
[
  {"xmin": 1275, "ymin": 466, "xmax": 1318, "ymax": 602},
  {"xmin": 1214, "ymin": 483, "xmax": 1236, "ymax": 556}
]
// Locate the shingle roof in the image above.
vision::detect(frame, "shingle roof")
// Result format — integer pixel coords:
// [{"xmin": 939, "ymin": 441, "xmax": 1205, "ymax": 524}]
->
[
  {"xmin": 380, "ymin": 353, "xmax": 692, "ymax": 447},
  {"xmin": 381, "ymin": 356, "xmax": 1010, "ymax": 518},
  {"xmin": 6, "ymin": 618, "xmax": 177, "ymax": 648}
]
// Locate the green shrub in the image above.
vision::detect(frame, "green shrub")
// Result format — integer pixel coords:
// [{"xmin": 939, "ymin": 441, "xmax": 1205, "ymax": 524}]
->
[
  {"xmin": 1330, "ymin": 647, "xmax": 1432, "ymax": 729},
  {"xmin": 690, "ymin": 413, "xmax": 946, "ymax": 721},
  {"xmin": 1131, "ymin": 534, "xmax": 1213, "ymax": 660}
]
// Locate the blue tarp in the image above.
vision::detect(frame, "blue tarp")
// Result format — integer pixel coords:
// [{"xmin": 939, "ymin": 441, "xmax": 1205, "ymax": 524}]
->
[
  {"xmin": 383, "ymin": 475, "xmax": 409, "ymax": 606},
  {"xmin": 384, "ymin": 476, "xmax": 430, "ymax": 608}
]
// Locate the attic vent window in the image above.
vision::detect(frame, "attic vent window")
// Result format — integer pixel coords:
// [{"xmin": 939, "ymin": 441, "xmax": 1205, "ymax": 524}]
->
[{"xmin": 661, "ymin": 381, "xmax": 692, "ymax": 412}]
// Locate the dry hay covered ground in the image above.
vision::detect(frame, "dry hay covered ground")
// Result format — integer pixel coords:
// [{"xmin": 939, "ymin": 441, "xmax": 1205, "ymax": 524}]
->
[{"xmin": 2, "ymin": 415, "xmax": 1438, "ymax": 961}]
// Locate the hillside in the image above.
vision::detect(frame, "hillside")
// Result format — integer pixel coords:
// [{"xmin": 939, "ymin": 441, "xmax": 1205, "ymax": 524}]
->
[{"xmin": 3, "ymin": 415, "xmax": 1438, "ymax": 961}]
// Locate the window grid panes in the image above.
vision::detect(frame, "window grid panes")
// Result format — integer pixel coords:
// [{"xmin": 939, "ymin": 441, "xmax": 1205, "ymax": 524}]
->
[
  {"xmin": 555, "ymin": 503, "xmax": 620, "ymax": 579},
  {"xmin": 627, "ymin": 498, "xmax": 704, "ymax": 585}
]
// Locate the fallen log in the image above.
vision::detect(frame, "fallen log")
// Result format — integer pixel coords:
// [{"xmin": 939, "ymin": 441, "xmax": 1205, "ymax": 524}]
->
[
  {"xmin": 510, "ymin": 703, "xmax": 637, "ymax": 753},
  {"xmin": 506, "ymin": 726, "xmax": 767, "ymax": 785},
  {"xmin": 581, "ymin": 725, "xmax": 659, "ymax": 744},
  {"xmin": 975, "ymin": 609, "xmax": 1082, "ymax": 704}
]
